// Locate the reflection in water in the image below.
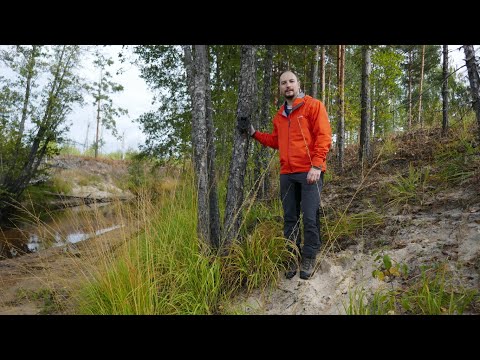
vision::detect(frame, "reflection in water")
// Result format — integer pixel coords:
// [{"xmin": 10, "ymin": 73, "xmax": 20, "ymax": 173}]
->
[
  {"xmin": 1, "ymin": 202, "xmax": 123, "ymax": 260},
  {"xmin": 24, "ymin": 225, "xmax": 122, "ymax": 253}
]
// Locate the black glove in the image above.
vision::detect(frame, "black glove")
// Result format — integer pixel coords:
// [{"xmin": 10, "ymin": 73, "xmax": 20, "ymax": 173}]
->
[{"xmin": 236, "ymin": 116, "xmax": 249, "ymax": 135}]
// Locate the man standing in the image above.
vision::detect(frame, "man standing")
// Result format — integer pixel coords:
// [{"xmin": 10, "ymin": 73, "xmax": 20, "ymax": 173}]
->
[{"xmin": 250, "ymin": 70, "xmax": 332, "ymax": 280}]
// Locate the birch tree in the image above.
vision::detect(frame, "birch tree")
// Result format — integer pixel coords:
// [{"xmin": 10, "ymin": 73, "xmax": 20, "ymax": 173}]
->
[
  {"xmin": 463, "ymin": 45, "xmax": 480, "ymax": 139},
  {"xmin": 222, "ymin": 45, "xmax": 257, "ymax": 251},
  {"xmin": 0, "ymin": 45, "xmax": 85, "ymax": 222}
]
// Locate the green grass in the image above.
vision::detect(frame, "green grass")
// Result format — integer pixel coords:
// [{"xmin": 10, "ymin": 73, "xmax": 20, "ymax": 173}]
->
[
  {"xmin": 400, "ymin": 264, "xmax": 478, "ymax": 315},
  {"xmin": 433, "ymin": 137, "xmax": 478, "ymax": 186},
  {"xmin": 77, "ymin": 178, "xmax": 225, "ymax": 314},
  {"xmin": 50, "ymin": 175, "xmax": 73, "ymax": 195},
  {"xmin": 322, "ymin": 208, "xmax": 384, "ymax": 251},
  {"xmin": 386, "ymin": 163, "xmax": 431, "ymax": 207},
  {"xmin": 346, "ymin": 261, "xmax": 478, "ymax": 315},
  {"xmin": 223, "ymin": 220, "xmax": 286, "ymax": 295},
  {"xmin": 344, "ymin": 286, "xmax": 396, "ymax": 315},
  {"xmin": 76, "ymin": 168, "xmax": 287, "ymax": 315}
]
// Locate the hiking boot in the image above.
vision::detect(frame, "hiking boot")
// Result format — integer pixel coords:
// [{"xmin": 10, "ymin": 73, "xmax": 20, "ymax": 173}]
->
[
  {"xmin": 285, "ymin": 257, "xmax": 298, "ymax": 279},
  {"xmin": 300, "ymin": 256, "xmax": 316, "ymax": 280}
]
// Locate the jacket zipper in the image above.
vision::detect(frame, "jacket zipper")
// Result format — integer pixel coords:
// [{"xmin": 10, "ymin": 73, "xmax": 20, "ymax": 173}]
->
[
  {"xmin": 284, "ymin": 100, "xmax": 305, "ymax": 173},
  {"xmin": 287, "ymin": 114, "xmax": 293, "ymax": 173}
]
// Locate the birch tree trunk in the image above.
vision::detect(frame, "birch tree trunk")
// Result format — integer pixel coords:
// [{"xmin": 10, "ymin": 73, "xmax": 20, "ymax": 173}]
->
[
  {"xmin": 254, "ymin": 45, "xmax": 273, "ymax": 200},
  {"xmin": 204, "ymin": 47, "xmax": 221, "ymax": 248},
  {"xmin": 190, "ymin": 45, "xmax": 211, "ymax": 246},
  {"xmin": 442, "ymin": 45, "xmax": 449, "ymax": 136},
  {"xmin": 222, "ymin": 45, "xmax": 257, "ymax": 251},
  {"xmin": 463, "ymin": 45, "xmax": 480, "ymax": 139},
  {"xmin": 9, "ymin": 45, "xmax": 41, "ymax": 174}
]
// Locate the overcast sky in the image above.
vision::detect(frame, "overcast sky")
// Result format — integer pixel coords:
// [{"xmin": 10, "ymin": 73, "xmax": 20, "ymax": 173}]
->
[{"xmin": 68, "ymin": 45, "xmax": 155, "ymax": 154}]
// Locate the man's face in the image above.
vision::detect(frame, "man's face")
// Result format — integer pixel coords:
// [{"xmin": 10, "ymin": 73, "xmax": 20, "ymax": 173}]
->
[{"xmin": 279, "ymin": 72, "xmax": 300, "ymax": 100}]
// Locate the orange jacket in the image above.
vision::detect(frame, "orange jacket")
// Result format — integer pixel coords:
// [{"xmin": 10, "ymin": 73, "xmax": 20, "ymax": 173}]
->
[{"xmin": 253, "ymin": 94, "xmax": 332, "ymax": 174}]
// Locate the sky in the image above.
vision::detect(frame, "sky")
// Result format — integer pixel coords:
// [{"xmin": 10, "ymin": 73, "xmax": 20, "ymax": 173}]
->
[{"xmin": 68, "ymin": 45, "xmax": 155, "ymax": 154}]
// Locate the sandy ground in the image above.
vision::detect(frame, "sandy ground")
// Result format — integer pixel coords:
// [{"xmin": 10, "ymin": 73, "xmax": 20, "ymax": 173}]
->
[{"xmin": 232, "ymin": 187, "xmax": 480, "ymax": 315}]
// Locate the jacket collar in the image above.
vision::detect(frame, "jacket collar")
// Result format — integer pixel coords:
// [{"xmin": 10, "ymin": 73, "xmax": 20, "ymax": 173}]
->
[{"xmin": 281, "ymin": 92, "xmax": 306, "ymax": 117}]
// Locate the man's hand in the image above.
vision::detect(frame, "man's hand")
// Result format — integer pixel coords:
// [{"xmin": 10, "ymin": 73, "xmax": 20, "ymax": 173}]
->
[
  {"xmin": 250, "ymin": 124, "xmax": 256, "ymax": 137},
  {"xmin": 306, "ymin": 167, "xmax": 322, "ymax": 184}
]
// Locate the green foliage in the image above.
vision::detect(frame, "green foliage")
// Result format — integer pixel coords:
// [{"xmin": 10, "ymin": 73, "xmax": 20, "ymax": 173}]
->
[
  {"xmin": 1, "ymin": 45, "xmax": 85, "ymax": 220},
  {"xmin": 323, "ymin": 209, "xmax": 384, "ymax": 244},
  {"xmin": 434, "ymin": 136, "xmax": 478, "ymax": 186},
  {"xmin": 87, "ymin": 48, "xmax": 128, "ymax": 144},
  {"xmin": 379, "ymin": 134, "xmax": 399, "ymax": 158},
  {"xmin": 344, "ymin": 286, "xmax": 396, "ymax": 315},
  {"xmin": 387, "ymin": 163, "xmax": 431, "ymax": 207},
  {"xmin": 125, "ymin": 156, "xmax": 159, "ymax": 194},
  {"xmin": 50, "ymin": 175, "xmax": 73, "ymax": 195},
  {"xmin": 400, "ymin": 264, "xmax": 478, "ymax": 315},
  {"xmin": 77, "ymin": 175, "xmax": 225, "ymax": 315},
  {"xmin": 344, "ymin": 287, "xmax": 370, "ymax": 315},
  {"xmin": 103, "ymin": 150, "xmax": 123, "ymax": 160},
  {"xmin": 223, "ymin": 221, "xmax": 288, "ymax": 295},
  {"xmin": 59, "ymin": 144, "xmax": 82, "ymax": 156},
  {"xmin": 133, "ymin": 45, "xmax": 191, "ymax": 161},
  {"xmin": 371, "ymin": 250, "xmax": 408, "ymax": 281},
  {"xmin": 242, "ymin": 199, "xmax": 283, "ymax": 233}
]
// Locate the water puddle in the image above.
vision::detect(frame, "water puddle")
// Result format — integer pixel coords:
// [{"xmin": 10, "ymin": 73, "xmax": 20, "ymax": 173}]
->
[{"xmin": 0, "ymin": 202, "xmax": 122, "ymax": 260}]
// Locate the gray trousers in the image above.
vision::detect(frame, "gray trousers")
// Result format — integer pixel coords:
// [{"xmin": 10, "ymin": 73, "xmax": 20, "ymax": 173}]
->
[{"xmin": 280, "ymin": 172, "xmax": 323, "ymax": 258}]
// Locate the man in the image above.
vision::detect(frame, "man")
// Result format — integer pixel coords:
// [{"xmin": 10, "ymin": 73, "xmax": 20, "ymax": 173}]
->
[{"xmin": 250, "ymin": 70, "xmax": 332, "ymax": 280}]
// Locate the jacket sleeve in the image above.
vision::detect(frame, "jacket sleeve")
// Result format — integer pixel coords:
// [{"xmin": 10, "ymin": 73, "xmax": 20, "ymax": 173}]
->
[
  {"xmin": 309, "ymin": 101, "xmax": 332, "ymax": 171},
  {"xmin": 252, "ymin": 119, "xmax": 279, "ymax": 149}
]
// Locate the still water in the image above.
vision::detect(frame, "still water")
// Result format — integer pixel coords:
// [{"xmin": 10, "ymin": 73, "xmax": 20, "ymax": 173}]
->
[{"xmin": 0, "ymin": 202, "xmax": 122, "ymax": 260}]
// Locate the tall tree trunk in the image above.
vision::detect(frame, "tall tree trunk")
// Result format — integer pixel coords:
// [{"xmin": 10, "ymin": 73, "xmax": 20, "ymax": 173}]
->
[
  {"xmin": 10, "ymin": 45, "xmax": 40, "ymax": 173},
  {"xmin": 408, "ymin": 50, "xmax": 413, "ymax": 129},
  {"xmin": 95, "ymin": 70, "xmax": 102, "ymax": 159},
  {"xmin": 326, "ymin": 61, "xmax": 332, "ymax": 113},
  {"xmin": 254, "ymin": 45, "xmax": 273, "ymax": 200},
  {"xmin": 336, "ymin": 45, "xmax": 345, "ymax": 173},
  {"xmin": 312, "ymin": 45, "xmax": 320, "ymax": 98},
  {"xmin": 190, "ymin": 45, "xmax": 211, "ymax": 246},
  {"xmin": 10, "ymin": 46, "xmax": 68, "ymax": 196},
  {"xmin": 222, "ymin": 45, "xmax": 257, "ymax": 252},
  {"xmin": 370, "ymin": 74, "xmax": 375, "ymax": 139},
  {"xmin": 463, "ymin": 45, "xmax": 480, "ymax": 139},
  {"xmin": 17, "ymin": 46, "xmax": 38, "ymax": 151},
  {"xmin": 8, "ymin": 46, "xmax": 77, "ymax": 198},
  {"xmin": 442, "ymin": 45, "xmax": 449, "ymax": 136},
  {"xmin": 359, "ymin": 45, "xmax": 371, "ymax": 164},
  {"xmin": 320, "ymin": 46, "xmax": 326, "ymax": 101},
  {"xmin": 418, "ymin": 45, "xmax": 425, "ymax": 128},
  {"xmin": 204, "ymin": 47, "xmax": 221, "ymax": 249},
  {"xmin": 303, "ymin": 46, "xmax": 308, "ymax": 94}
]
